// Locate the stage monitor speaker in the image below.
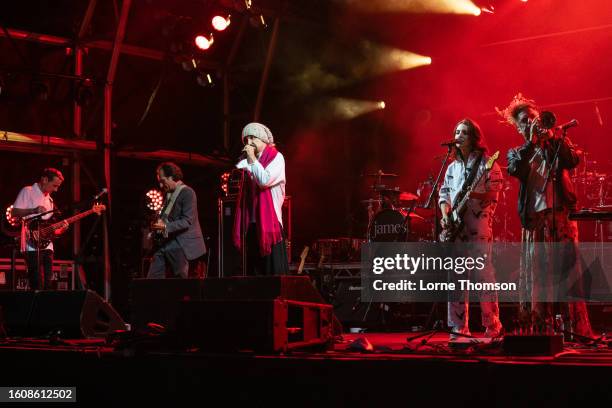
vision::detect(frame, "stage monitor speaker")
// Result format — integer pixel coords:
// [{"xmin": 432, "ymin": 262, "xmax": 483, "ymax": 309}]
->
[
  {"xmin": 178, "ymin": 299, "xmax": 334, "ymax": 353},
  {"xmin": 0, "ymin": 291, "xmax": 36, "ymax": 336},
  {"xmin": 130, "ymin": 278, "xmax": 204, "ymax": 331},
  {"xmin": 0, "ymin": 290, "xmax": 125, "ymax": 338},
  {"xmin": 218, "ymin": 196, "xmax": 292, "ymax": 277},
  {"xmin": 201, "ymin": 276, "xmax": 326, "ymax": 303}
]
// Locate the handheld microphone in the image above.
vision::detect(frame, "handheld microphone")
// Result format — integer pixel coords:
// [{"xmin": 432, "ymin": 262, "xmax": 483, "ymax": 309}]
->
[
  {"xmin": 237, "ymin": 144, "xmax": 256, "ymax": 161},
  {"xmin": 93, "ymin": 188, "xmax": 108, "ymax": 201}
]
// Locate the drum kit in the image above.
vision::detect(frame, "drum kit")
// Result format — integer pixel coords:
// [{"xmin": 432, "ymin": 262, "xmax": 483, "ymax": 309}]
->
[{"xmin": 362, "ymin": 170, "xmax": 434, "ymax": 242}]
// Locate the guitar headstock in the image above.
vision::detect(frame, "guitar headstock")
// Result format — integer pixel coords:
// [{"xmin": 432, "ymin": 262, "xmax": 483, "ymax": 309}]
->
[
  {"xmin": 92, "ymin": 203, "xmax": 107, "ymax": 215},
  {"xmin": 485, "ymin": 151, "xmax": 500, "ymax": 170}
]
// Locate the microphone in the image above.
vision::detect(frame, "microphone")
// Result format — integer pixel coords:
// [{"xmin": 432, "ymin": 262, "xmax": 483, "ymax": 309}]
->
[
  {"xmin": 556, "ymin": 119, "xmax": 578, "ymax": 131},
  {"xmin": 93, "ymin": 188, "xmax": 108, "ymax": 201},
  {"xmin": 440, "ymin": 139, "xmax": 460, "ymax": 147},
  {"xmin": 237, "ymin": 144, "xmax": 256, "ymax": 161}
]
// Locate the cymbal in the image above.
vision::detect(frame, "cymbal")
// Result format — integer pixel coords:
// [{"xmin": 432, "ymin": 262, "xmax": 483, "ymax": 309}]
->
[
  {"xmin": 363, "ymin": 170, "xmax": 398, "ymax": 178},
  {"xmin": 379, "ymin": 188, "xmax": 401, "ymax": 195},
  {"xmin": 407, "ymin": 212, "xmax": 425, "ymax": 221},
  {"xmin": 399, "ymin": 192, "xmax": 419, "ymax": 201},
  {"xmin": 361, "ymin": 199, "xmax": 382, "ymax": 205}
]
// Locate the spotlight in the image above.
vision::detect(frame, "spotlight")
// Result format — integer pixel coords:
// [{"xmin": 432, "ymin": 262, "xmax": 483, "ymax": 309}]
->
[
  {"xmin": 194, "ymin": 34, "xmax": 214, "ymax": 51},
  {"xmin": 249, "ymin": 14, "xmax": 267, "ymax": 28},
  {"xmin": 364, "ymin": 41, "xmax": 431, "ymax": 74},
  {"xmin": 196, "ymin": 73, "xmax": 214, "ymax": 87},
  {"xmin": 145, "ymin": 189, "xmax": 164, "ymax": 212},
  {"xmin": 220, "ymin": 172, "xmax": 230, "ymax": 196},
  {"xmin": 212, "ymin": 15, "xmax": 231, "ymax": 31},
  {"xmin": 345, "ymin": 0, "xmax": 482, "ymax": 15},
  {"xmin": 5, "ymin": 205, "xmax": 19, "ymax": 227},
  {"xmin": 328, "ymin": 98, "xmax": 387, "ymax": 120}
]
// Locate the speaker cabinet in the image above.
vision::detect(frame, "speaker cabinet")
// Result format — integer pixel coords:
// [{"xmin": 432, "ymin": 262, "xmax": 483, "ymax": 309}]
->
[{"xmin": 0, "ymin": 290, "xmax": 126, "ymax": 338}]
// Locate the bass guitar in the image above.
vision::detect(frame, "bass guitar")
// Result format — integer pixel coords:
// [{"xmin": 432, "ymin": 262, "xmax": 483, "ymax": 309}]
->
[{"xmin": 26, "ymin": 204, "xmax": 106, "ymax": 249}]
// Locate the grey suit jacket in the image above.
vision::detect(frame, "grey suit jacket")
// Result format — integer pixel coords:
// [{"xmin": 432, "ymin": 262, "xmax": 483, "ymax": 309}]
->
[{"xmin": 163, "ymin": 185, "xmax": 206, "ymax": 260}]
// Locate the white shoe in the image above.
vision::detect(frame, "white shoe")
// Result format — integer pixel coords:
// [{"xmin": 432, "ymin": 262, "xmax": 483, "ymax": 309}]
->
[{"xmin": 449, "ymin": 326, "xmax": 471, "ymax": 341}]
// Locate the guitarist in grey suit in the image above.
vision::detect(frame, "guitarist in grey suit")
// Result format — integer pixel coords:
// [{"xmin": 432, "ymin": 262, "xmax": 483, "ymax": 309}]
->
[
  {"xmin": 439, "ymin": 118, "xmax": 504, "ymax": 339},
  {"xmin": 147, "ymin": 162, "xmax": 206, "ymax": 279}
]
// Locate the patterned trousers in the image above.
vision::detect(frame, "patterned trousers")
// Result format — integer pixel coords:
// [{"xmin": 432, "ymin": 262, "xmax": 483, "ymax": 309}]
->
[
  {"xmin": 448, "ymin": 210, "xmax": 502, "ymax": 332},
  {"xmin": 520, "ymin": 209, "xmax": 592, "ymax": 337}
]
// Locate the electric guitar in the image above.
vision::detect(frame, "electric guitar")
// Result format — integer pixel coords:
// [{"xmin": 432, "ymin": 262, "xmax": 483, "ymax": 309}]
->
[
  {"xmin": 439, "ymin": 151, "xmax": 499, "ymax": 243},
  {"xmin": 26, "ymin": 204, "xmax": 106, "ymax": 249},
  {"xmin": 149, "ymin": 215, "xmax": 168, "ymax": 250}
]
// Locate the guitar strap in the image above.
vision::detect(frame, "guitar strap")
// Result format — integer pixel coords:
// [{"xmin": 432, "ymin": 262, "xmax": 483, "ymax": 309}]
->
[
  {"xmin": 452, "ymin": 152, "xmax": 484, "ymax": 212},
  {"xmin": 161, "ymin": 183, "xmax": 186, "ymax": 221}
]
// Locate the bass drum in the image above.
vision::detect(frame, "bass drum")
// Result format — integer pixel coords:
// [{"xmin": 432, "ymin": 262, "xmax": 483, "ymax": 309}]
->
[{"xmin": 368, "ymin": 209, "xmax": 408, "ymax": 242}]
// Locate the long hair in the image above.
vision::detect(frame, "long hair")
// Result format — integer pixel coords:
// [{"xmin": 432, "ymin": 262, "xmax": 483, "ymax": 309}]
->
[{"xmin": 450, "ymin": 118, "xmax": 488, "ymax": 161}]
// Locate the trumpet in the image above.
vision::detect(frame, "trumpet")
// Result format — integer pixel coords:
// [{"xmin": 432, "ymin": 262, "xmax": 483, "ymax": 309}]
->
[{"xmin": 530, "ymin": 111, "xmax": 557, "ymax": 138}]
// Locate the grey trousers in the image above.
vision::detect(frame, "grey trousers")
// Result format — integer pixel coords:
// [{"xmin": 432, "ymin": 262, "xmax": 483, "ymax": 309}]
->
[{"xmin": 147, "ymin": 239, "xmax": 189, "ymax": 279}]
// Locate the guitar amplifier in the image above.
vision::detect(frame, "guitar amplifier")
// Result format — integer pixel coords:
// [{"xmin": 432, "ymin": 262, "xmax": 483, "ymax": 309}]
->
[
  {"xmin": 217, "ymin": 196, "xmax": 291, "ymax": 277},
  {"xmin": 0, "ymin": 258, "xmax": 75, "ymax": 291}
]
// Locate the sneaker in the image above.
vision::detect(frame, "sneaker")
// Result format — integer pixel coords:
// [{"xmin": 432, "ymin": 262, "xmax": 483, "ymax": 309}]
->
[{"xmin": 449, "ymin": 326, "xmax": 471, "ymax": 341}]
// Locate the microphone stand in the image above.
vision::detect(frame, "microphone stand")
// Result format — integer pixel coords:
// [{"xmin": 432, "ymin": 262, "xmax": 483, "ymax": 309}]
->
[
  {"xmin": 421, "ymin": 144, "xmax": 454, "ymax": 329},
  {"xmin": 423, "ymin": 144, "xmax": 454, "ymax": 241},
  {"xmin": 24, "ymin": 208, "xmax": 60, "ymax": 290},
  {"xmin": 539, "ymin": 126, "xmax": 571, "ymax": 316}
]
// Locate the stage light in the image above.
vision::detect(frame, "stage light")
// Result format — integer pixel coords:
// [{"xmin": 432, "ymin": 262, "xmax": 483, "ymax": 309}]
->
[
  {"xmin": 220, "ymin": 172, "xmax": 230, "ymax": 196},
  {"xmin": 196, "ymin": 73, "xmax": 214, "ymax": 87},
  {"xmin": 212, "ymin": 15, "xmax": 231, "ymax": 31},
  {"xmin": 371, "ymin": 43, "xmax": 432, "ymax": 73},
  {"xmin": 145, "ymin": 190, "xmax": 164, "ymax": 212},
  {"xmin": 481, "ymin": 6, "xmax": 494, "ymax": 14},
  {"xmin": 343, "ymin": 0, "xmax": 482, "ymax": 15},
  {"xmin": 194, "ymin": 34, "xmax": 214, "ymax": 50},
  {"xmin": 5, "ymin": 205, "xmax": 19, "ymax": 227},
  {"xmin": 328, "ymin": 98, "xmax": 387, "ymax": 120}
]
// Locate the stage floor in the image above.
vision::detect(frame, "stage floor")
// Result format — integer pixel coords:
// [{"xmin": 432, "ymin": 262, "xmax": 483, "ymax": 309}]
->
[{"xmin": 1, "ymin": 332, "xmax": 612, "ymax": 406}]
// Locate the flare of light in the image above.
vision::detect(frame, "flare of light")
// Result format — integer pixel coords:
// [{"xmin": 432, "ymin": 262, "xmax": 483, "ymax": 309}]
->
[
  {"xmin": 212, "ymin": 15, "xmax": 231, "ymax": 31},
  {"xmin": 328, "ymin": 98, "xmax": 387, "ymax": 120},
  {"xmin": 195, "ymin": 34, "xmax": 214, "ymax": 50},
  {"xmin": 146, "ymin": 190, "xmax": 164, "ymax": 212},
  {"xmin": 5, "ymin": 205, "xmax": 19, "ymax": 227},
  {"xmin": 344, "ymin": 0, "xmax": 482, "ymax": 15},
  {"xmin": 361, "ymin": 41, "xmax": 432, "ymax": 75}
]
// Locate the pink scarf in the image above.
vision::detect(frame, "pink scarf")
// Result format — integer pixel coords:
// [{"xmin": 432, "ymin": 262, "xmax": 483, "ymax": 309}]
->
[{"xmin": 233, "ymin": 146, "xmax": 283, "ymax": 256}]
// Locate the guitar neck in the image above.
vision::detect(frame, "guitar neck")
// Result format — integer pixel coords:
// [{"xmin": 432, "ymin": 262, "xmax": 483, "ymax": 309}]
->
[
  {"xmin": 51, "ymin": 209, "xmax": 95, "ymax": 229},
  {"xmin": 454, "ymin": 170, "xmax": 488, "ymax": 216}
]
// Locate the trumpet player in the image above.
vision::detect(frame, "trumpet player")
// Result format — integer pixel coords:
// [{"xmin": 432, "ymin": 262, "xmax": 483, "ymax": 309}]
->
[{"xmin": 500, "ymin": 93, "xmax": 592, "ymax": 337}]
